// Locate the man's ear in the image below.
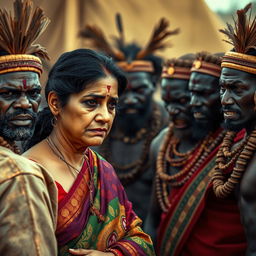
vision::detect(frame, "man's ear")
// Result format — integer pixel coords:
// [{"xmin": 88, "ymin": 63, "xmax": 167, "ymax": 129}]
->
[{"xmin": 48, "ymin": 91, "xmax": 61, "ymax": 116}]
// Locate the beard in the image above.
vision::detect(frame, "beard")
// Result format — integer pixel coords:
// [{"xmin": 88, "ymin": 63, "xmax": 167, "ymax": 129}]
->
[
  {"xmin": 0, "ymin": 110, "xmax": 36, "ymax": 141},
  {"xmin": 115, "ymin": 99, "xmax": 153, "ymax": 135},
  {"xmin": 191, "ymin": 119, "xmax": 212, "ymax": 141},
  {"xmin": 223, "ymin": 119, "xmax": 247, "ymax": 132},
  {"xmin": 116, "ymin": 108, "xmax": 152, "ymax": 135}
]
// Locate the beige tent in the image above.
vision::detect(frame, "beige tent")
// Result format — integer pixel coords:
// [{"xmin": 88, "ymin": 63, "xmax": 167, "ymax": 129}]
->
[{"xmin": 1, "ymin": 0, "xmax": 230, "ymax": 66}]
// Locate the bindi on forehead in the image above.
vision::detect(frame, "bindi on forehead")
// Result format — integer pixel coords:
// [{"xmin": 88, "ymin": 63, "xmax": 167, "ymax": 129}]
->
[
  {"xmin": 127, "ymin": 82, "xmax": 132, "ymax": 90},
  {"xmin": 22, "ymin": 79, "xmax": 27, "ymax": 89},
  {"xmin": 106, "ymin": 85, "xmax": 111, "ymax": 95}
]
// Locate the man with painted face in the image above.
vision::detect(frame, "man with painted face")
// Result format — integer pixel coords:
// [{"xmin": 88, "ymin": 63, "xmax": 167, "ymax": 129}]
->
[
  {"xmin": 0, "ymin": 1, "xmax": 57, "ymax": 254},
  {"xmin": 212, "ymin": 4, "xmax": 256, "ymax": 255},
  {"xmin": 80, "ymin": 17, "xmax": 178, "ymax": 222},
  {"xmin": 144, "ymin": 54, "xmax": 199, "ymax": 243},
  {"xmin": 156, "ymin": 52, "xmax": 226, "ymax": 256}
]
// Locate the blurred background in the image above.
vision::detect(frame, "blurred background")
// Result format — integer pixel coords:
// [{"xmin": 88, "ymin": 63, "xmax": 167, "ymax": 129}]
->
[{"xmin": 1, "ymin": 0, "xmax": 255, "ymax": 78}]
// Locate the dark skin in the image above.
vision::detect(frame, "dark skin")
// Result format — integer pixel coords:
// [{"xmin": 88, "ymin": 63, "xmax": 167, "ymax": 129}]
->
[
  {"xmin": 145, "ymin": 72, "xmax": 224, "ymax": 246},
  {"xmin": 0, "ymin": 71, "xmax": 41, "ymax": 144},
  {"xmin": 161, "ymin": 78, "xmax": 193, "ymax": 136},
  {"xmin": 220, "ymin": 67, "xmax": 256, "ymax": 255},
  {"xmin": 116, "ymin": 72, "xmax": 155, "ymax": 133},
  {"xmin": 144, "ymin": 78, "xmax": 199, "ymax": 244},
  {"xmin": 99, "ymin": 71, "xmax": 168, "ymax": 222},
  {"xmin": 189, "ymin": 71, "xmax": 222, "ymax": 131}
]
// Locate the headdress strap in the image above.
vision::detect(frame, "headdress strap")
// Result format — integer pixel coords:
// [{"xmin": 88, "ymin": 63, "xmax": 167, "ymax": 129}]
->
[
  {"xmin": 117, "ymin": 60, "xmax": 154, "ymax": 73},
  {"xmin": 191, "ymin": 60, "xmax": 221, "ymax": 78},
  {"xmin": 222, "ymin": 51, "xmax": 256, "ymax": 74},
  {"xmin": 162, "ymin": 66, "xmax": 190, "ymax": 80}
]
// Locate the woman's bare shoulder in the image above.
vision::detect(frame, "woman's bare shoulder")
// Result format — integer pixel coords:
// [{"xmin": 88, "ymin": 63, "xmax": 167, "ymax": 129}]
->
[{"xmin": 23, "ymin": 140, "xmax": 51, "ymax": 164}]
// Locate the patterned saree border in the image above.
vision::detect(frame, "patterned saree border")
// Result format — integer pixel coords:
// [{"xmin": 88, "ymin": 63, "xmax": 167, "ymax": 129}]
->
[
  {"xmin": 57, "ymin": 163, "xmax": 91, "ymax": 231},
  {"xmin": 116, "ymin": 241, "xmax": 138, "ymax": 256},
  {"xmin": 160, "ymin": 159, "xmax": 216, "ymax": 255}
]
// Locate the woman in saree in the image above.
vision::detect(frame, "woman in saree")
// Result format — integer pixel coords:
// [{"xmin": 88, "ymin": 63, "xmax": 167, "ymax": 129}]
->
[{"xmin": 24, "ymin": 49, "xmax": 155, "ymax": 256}]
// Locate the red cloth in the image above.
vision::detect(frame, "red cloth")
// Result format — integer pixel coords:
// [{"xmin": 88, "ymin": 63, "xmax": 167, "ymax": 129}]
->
[
  {"xmin": 157, "ymin": 129, "xmax": 247, "ymax": 256},
  {"xmin": 181, "ymin": 189, "xmax": 246, "ymax": 256},
  {"xmin": 181, "ymin": 129, "xmax": 247, "ymax": 255},
  {"xmin": 55, "ymin": 181, "xmax": 67, "ymax": 204}
]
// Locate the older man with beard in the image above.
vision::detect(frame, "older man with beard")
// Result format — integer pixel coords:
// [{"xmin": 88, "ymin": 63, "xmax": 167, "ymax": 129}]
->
[
  {"xmin": 0, "ymin": 0, "xmax": 57, "ymax": 255},
  {"xmin": 0, "ymin": 72, "xmax": 40, "ymax": 151},
  {"xmin": 212, "ymin": 4, "xmax": 256, "ymax": 255}
]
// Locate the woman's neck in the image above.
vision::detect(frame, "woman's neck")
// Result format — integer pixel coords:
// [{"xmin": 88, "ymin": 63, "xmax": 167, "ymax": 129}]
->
[{"xmin": 48, "ymin": 129, "xmax": 87, "ymax": 166}]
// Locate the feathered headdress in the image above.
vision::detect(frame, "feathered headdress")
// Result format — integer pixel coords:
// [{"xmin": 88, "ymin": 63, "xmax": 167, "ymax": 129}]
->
[
  {"xmin": 79, "ymin": 14, "xmax": 179, "ymax": 73},
  {"xmin": 220, "ymin": 3, "xmax": 256, "ymax": 74},
  {"xmin": 0, "ymin": 0, "xmax": 50, "ymax": 76}
]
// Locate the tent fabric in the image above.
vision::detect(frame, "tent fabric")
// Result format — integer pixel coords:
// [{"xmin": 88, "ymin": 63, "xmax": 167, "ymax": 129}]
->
[{"xmin": 0, "ymin": 0, "xmax": 230, "ymax": 66}]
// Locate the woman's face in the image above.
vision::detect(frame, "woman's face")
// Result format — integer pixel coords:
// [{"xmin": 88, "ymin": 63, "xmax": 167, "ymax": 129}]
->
[{"xmin": 57, "ymin": 75, "xmax": 118, "ymax": 148}]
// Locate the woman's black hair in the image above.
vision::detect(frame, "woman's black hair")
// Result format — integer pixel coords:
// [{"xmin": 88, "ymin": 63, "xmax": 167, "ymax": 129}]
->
[{"xmin": 25, "ymin": 48, "xmax": 127, "ymax": 149}]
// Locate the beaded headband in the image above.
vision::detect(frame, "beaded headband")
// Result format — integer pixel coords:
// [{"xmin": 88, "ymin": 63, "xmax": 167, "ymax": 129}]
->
[
  {"xmin": 117, "ymin": 60, "xmax": 154, "ymax": 73},
  {"xmin": 221, "ymin": 51, "xmax": 256, "ymax": 74},
  {"xmin": 161, "ymin": 66, "xmax": 191, "ymax": 80},
  {"xmin": 219, "ymin": 4, "xmax": 256, "ymax": 75},
  {"xmin": 191, "ymin": 60, "xmax": 221, "ymax": 78},
  {"xmin": 0, "ymin": 54, "xmax": 43, "ymax": 76},
  {"xmin": 0, "ymin": 0, "xmax": 49, "ymax": 77}
]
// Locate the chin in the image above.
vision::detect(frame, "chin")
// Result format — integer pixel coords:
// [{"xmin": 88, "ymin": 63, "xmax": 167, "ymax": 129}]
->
[
  {"xmin": 224, "ymin": 120, "xmax": 246, "ymax": 132},
  {"xmin": 1, "ymin": 126, "xmax": 34, "ymax": 141},
  {"xmin": 87, "ymin": 138, "xmax": 105, "ymax": 147}
]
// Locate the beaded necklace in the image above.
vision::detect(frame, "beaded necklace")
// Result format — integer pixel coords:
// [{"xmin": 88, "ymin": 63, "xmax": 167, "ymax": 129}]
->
[
  {"xmin": 110, "ymin": 127, "xmax": 148, "ymax": 144},
  {"xmin": 212, "ymin": 129, "xmax": 256, "ymax": 199},
  {"xmin": 100, "ymin": 103, "xmax": 162, "ymax": 185},
  {"xmin": 156, "ymin": 125, "xmax": 225, "ymax": 212},
  {"xmin": 46, "ymin": 137, "xmax": 104, "ymax": 222}
]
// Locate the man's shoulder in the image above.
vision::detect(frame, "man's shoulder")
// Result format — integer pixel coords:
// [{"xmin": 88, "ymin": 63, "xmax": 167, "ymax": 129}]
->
[{"xmin": 0, "ymin": 146, "xmax": 45, "ymax": 183}]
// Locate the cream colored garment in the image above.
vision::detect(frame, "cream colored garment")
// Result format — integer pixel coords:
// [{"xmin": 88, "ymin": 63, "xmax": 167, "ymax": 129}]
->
[{"xmin": 0, "ymin": 146, "xmax": 58, "ymax": 256}]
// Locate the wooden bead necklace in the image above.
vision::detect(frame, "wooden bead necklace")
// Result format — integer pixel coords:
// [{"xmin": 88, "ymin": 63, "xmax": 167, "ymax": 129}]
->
[
  {"xmin": 213, "ymin": 129, "xmax": 256, "ymax": 199},
  {"xmin": 110, "ymin": 127, "xmax": 148, "ymax": 144},
  {"xmin": 100, "ymin": 103, "xmax": 162, "ymax": 185},
  {"xmin": 156, "ymin": 125, "xmax": 225, "ymax": 212},
  {"xmin": 165, "ymin": 137, "xmax": 200, "ymax": 167}
]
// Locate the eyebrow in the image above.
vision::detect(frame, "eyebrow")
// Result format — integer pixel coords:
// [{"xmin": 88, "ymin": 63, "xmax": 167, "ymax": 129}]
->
[
  {"xmin": 219, "ymin": 80, "xmax": 248, "ymax": 87},
  {"xmin": 0, "ymin": 85, "xmax": 41, "ymax": 91},
  {"xmin": 84, "ymin": 93, "xmax": 119, "ymax": 101}
]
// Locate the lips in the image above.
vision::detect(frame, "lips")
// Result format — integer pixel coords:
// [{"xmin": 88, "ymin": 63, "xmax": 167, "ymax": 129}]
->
[
  {"xmin": 193, "ymin": 112, "xmax": 205, "ymax": 119},
  {"xmin": 9, "ymin": 114, "xmax": 33, "ymax": 126},
  {"xmin": 173, "ymin": 119, "xmax": 188, "ymax": 129},
  {"xmin": 223, "ymin": 111, "xmax": 238, "ymax": 119},
  {"xmin": 87, "ymin": 128, "xmax": 108, "ymax": 136},
  {"xmin": 125, "ymin": 108, "xmax": 138, "ymax": 114}
]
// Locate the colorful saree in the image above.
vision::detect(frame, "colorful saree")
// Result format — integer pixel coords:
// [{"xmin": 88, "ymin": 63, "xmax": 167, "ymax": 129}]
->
[
  {"xmin": 157, "ymin": 129, "xmax": 247, "ymax": 256},
  {"xmin": 56, "ymin": 148, "xmax": 155, "ymax": 256}
]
